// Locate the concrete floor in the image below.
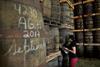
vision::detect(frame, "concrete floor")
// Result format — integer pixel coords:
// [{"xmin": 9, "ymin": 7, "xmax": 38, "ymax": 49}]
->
[
  {"xmin": 47, "ymin": 57, "xmax": 100, "ymax": 67},
  {"xmin": 47, "ymin": 56, "xmax": 62, "ymax": 67}
]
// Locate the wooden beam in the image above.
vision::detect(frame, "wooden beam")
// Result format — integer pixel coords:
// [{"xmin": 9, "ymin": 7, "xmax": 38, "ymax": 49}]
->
[
  {"xmin": 74, "ymin": 0, "xmax": 94, "ymax": 6},
  {"xmin": 60, "ymin": 23, "xmax": 74, "ymax": 29},
  {"xmin": 76, "ymin": 43, "xmax": 100, "ymax": 46},
  {"xmin": 72, "ymin": 28, "xmax": 100, "ymax": 32},
  {"xmin": 60, "ymin": 0, "xmax": 74, "ymax": 9},
  {"xmin": 46, "ymin": 51, "xmax": 61, "ymax": 63},
  {"xmin": 73, "ymin": 13, "xmax": 100, "ymax": 19},
  {"xmin": 73, "ymin": 15, "xmax": 82, "ymax": 19}
]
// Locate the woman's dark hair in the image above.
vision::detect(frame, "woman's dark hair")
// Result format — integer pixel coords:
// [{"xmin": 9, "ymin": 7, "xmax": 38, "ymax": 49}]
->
[
  {"xmin": 69, "ymin": 35, "xmax": 75, "ymax": 41},
  {"xmin": 63, "ymin": 34, "xmax": 75, "ymax": 47}
]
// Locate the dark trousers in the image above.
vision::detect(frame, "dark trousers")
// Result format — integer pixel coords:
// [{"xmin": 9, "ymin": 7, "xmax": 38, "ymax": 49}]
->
[{"xmin": 62, "ymin": 55, "xmax": 69, "ymax": 67}]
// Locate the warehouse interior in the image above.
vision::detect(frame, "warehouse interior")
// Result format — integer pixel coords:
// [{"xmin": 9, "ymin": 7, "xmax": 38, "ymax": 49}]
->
[{"xmin": 0, "ymin": 0, "xmax": 100, "ymax": 67}]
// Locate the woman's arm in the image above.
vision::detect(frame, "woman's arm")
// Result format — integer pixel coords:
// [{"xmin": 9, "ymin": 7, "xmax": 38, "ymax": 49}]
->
[{"xmin": 63, "ymin": 47, "xmax": 76, "ymax": 54}]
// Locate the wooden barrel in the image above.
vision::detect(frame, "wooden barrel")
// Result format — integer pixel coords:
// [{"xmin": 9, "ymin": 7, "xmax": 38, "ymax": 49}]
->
[
  {"xmin": 0, "ymin": 0, "xmax": 46, "ymax": 67},
  {"xmin": 70, "ymin": 18, "xmax": 74, "ymax": 27},
  {"xmin": 75, "ymin": 32, "xmax": 83, "ymax": 43},
  {"xmin": 61, "ymin": 3, "xmax": 70, "ymax": 23},
  {"xmin": 84, "ymin": 46, "xmax": 93, "ymax": 58},
  {"xmin": 74, "ymin": 19, "xmax": 83, "ymax": 29},
  {"xmin": 70, "ymin": 10, "xmax": 74, "ymax": 26},
  {"xmin": 61, "ymin": 3, "xmax": 69, "ymax": 11},
  {"xmin": 59, "ymin": 28, "xmax": 73, "ymax": 44},
  {"xmin": 93, "ymin": 1, "xmax": 100, "ymax": 13},
  {"xmin": 83, "ymin": 3, "xmax": 93, "ymax": 14},
  {"xmin": 61, "ymin": 16, "xmax": 70, "ymax": 23},
  {"xmin": 61, "ymin": 3, "xmax": 70, "ymax": 16},
  {"xmin": 74, "ymin": 4, "xmax": 83, "ymax": 16},
  {"xmin": 70, "ymin": 11, "xmax": 74, "ymax": 19},
  {"xmin": 93, "ymin": 46, "xmax": 100, "ymax": 58},
  {"xmin": 84, "ymin": 32, "xmax": 93, "ymax": 43},
  {"xmin": 43, "ymin": 0, "xmax": 51, "ymax": 18},
  {"xmin": 93, "ymin": 31, "xmax": 100, "ymax": 43},
  {"xmin": 51, "ymin": 0, "xmax": 61, "ymax": 22},
  {"xmin": 50, "ymin": 27, "xmax": 60, "ymax": 51},
  {"xmin": 84, "ymin": 17, "xmax": 93, "ymax": 29},
  {"xmin": 45, "ymin": 26, "xmax": 60, "ymax": 54},
  {"xmin": 93, "ymin": 15, "xmax": 100, "ymax": 28}
]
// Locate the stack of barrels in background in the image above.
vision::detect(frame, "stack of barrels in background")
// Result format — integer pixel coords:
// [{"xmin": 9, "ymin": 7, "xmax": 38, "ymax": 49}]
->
[
  {"xmin": 74, "ymin": 0, "xmax": 84, "ymax": 57},
  {"xmin": 74, "ymin": 0, "xmax": 100, "ymax": 58},
  {"xmin": 83, "ymin": 2, "xmax": 93, "ymax": 14},
  {"xmin": 51, "ymin": 0, "xmax": 61, "ymax": 25},
  {"xmin": 93, "ymin": 0, "xmax": 100, "ymax": 58},
  {"xmin": 44, "ymin": 25, "xmax": 60, "ymax": 55},
  {"xmin": 74, "ymin": 18, "xmax": 83, "ymax": 30},
  {"xmin": 70, "ymin": 10, "xmax": 74, "ymax": 27},
  {"xmin": 74, "ymin": 3, "xmax": 83, "ymax": 47},
  {"xmin": 43, "ymin": 0, "xmax": 51, "ymax": 24},
  {"xmin": 93, "ymin": 0, "xmax": 100, "ymax": 43},
  {"xmin": 43, "ymin": 0, "xmax": 60, "ymax": 56},
  {"xmin": 60, "ymin": 3, "xmax": 70, "ymax": 24},
  {"xmin": 74, "ymin": 18, "xmax": 84, "ymax": 57},
  {"xmin": 59, "ymin": 28, "xmax": 73, "ymax": 44},
  {"xmin": 74, "ymin": 4, "xmax": 83, "ymax": 16},
  {"xmin": 59, "ymin": 0, "xmax": 74, "ymax": 47},
  {"xmin": 60, "ymin": 1, "xmax": 74, "ymax": 27}
]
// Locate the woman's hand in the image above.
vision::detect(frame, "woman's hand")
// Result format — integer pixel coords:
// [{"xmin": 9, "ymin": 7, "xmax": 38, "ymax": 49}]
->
[
  {"xmin": 63, "ymin": 47, "xmax": 69, "ymax": 51},
  {"xmin": 63, "ymin": 47, "xmax": 76, "ymax": 54}
]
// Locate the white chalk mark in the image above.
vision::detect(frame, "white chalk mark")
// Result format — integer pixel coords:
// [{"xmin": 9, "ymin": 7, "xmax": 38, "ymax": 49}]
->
[
  {"xmin": 23, "ymin": 30, "xmax": 30, "ymax": 38},
  {"xmin": 14, "ymin": 4, "xmax": 21, "ymax": 15},
  {"xmin": 18, "ymin": 17, "xmax": 27, "ymax": 29},
  {"xmin": 4, "ymin": 39, "xmax": 16, "ymax": 56},
  {"xmin": 21, "ymin": 5, "xmax": 27, "ymax": 15},
  {"xmin": 27, "ymin": 18, "xmax": 35, "ymax": 29}
]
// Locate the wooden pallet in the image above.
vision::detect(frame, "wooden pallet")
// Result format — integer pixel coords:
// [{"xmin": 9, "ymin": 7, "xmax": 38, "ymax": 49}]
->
[
  {"xmin": 60, "ymin": 0, "xmax": 74, "ymax": 9},
  {"xmin": 76, "ymin": 43, "xmax": 100, "ymax": 46},
  {"xmin": 74, "ymin": 0, "xmax": 94, "ymax": 6},
  {"xmin": 72, "ymin": 28, "xmax": 100, "ymax": 32},
  {"xmin": 73, "ymin": 13, "xmax": 100, "ymax": 19},
  {"xmin": 46, "ymin": 51, "xmax": 61, "ymax": 63}
]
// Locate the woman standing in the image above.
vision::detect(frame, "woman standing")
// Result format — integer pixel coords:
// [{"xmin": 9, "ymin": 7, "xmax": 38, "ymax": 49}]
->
[
  {"xmin": 60, "ymin": 35, "xmax": 70, "ymax": 67},
  {"xmin": 63, "ymin": 35, "xmax": 79, "ymax": 67},
  {"xmin": 61, "ymin": 35, "xmax": 79, "ymax": 67}
]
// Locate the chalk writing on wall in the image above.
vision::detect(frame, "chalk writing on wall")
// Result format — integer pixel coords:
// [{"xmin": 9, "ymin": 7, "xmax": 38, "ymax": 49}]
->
[{"xmin": 4, "ymin": 3, "xmax": 44, "ymax": 56}]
